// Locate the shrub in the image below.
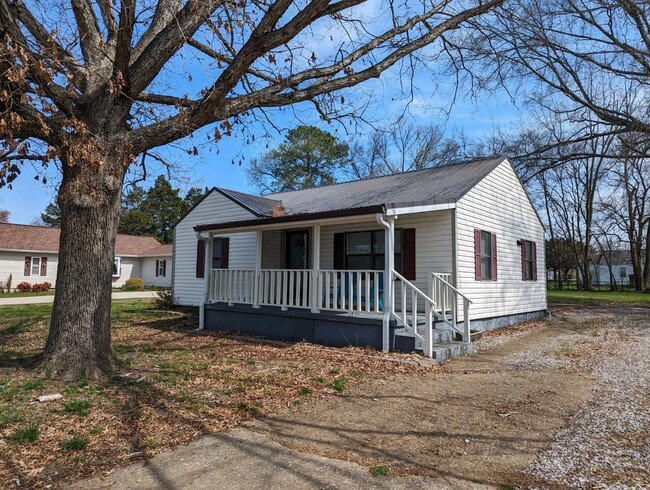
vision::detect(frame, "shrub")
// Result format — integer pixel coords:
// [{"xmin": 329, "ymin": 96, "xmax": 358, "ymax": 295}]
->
[
  {"xmin": 30, "ymin": 282, "xmax": 51, "ymax": 292},
  {"xmin": 16, "ymin": 282, "xmax": 31, "ymax": 293},
  {"xmin": 154, "ymin": 289, "xmax": 174, "ymax": 309},
  {"xmin": 124, "ymin": 278, "xmax": 144, "ymax": 291}
]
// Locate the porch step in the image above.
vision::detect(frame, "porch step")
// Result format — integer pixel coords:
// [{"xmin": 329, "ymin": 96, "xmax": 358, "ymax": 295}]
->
[
  {"xmin": 431, "ymin": 342, "xmax": 472, "ymax": 361},
  {"xmin": 393, "ymin": 328, "xmax": 471, "ymax": 361}
]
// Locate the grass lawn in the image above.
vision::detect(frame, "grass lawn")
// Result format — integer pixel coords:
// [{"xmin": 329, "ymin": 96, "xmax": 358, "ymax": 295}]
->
[
  {"xmin": 548, "ymin": 288, "xmax": 650, "ymax": 306},
  {"xmin": 0, "ymin": 291, "xmax": 56, "ymax": 298},
  {"xmin": 0, "ymin": 300, "xmax": 431, "ymax": 488}
]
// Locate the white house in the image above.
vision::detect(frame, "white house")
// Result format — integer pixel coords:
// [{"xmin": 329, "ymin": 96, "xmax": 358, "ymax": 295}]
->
[
  {"xmin": 0, "ymin": 223, "xmax": 173, "ymax": 289},
  {"xmin": 591, "ymin": 250, "xmax": 637, "ymax": 287},
  {"xmin": 172, "ymin": 156, "xmax": 547, "ymax": 360}
]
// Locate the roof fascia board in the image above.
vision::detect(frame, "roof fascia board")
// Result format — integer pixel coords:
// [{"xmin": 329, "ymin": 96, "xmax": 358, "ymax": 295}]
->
[
  {"xmin": 385, "ymin": 202, "xmax": 456, "ymax": 216},
  {"xmin": 196, "ymin": 213, "xmax": 380, "ymax": 235}
]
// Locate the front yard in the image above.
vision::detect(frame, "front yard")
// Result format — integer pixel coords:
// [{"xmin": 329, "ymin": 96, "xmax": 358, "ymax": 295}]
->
[
  {"xmin": 547, "ymin": 288, "xmax": 650, "ymax": 306},
  {"xmin": 0, "ymin": 300, "xmax": 432, "ymax": 488}
]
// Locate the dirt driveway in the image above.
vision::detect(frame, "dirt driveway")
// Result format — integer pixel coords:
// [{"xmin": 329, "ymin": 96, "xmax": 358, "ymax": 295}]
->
[
  {"xmin": 79, "ymin": 306, "xmax": 649, "ymax": 489},
  {"xmin": 249, "ymin": 307, "xmax": 649, "ymax": 488}
]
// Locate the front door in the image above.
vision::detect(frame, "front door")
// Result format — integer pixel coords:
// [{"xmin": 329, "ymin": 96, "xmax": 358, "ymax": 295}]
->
[{"xmin": 285, "ymin": 230, "xmax": 310, "ymax": 269}]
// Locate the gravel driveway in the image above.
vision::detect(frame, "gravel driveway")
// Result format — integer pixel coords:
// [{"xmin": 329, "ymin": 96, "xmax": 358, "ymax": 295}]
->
[{"xmin": 250, "ymin": 306, "xmax": 649, "ymax": 489}]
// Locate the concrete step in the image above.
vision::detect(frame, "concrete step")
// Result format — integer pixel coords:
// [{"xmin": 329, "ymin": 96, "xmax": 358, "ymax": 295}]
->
[
  {"xmin": 395, "ymin": 327, "xmax": 453, "ymax": 344},
  {"xmin": 430, "ymin": 341, "xmax": 472, "ymax": 361}
]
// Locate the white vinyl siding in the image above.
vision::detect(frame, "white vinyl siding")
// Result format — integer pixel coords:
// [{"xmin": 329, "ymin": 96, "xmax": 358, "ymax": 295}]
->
[
  {"xmin": 261, "ymin": 230, "xmax": 283, "ymax": 269},
  {"xmin": 456, "ymin": 159, "xmax": 546, "ymax": 321},
  {"xmin": 172, "ymin": 190, "xmax": 257, "ymax": 306},
  {"xmin": 111, "ymin": 257, "xmax": 141, "ymax": 288},
  {"xmin": 0, "ymin": 252, "xmax": 58, "ymax": 289},
  {"xmin": 141, "ymin": 256, "xmax": 173, "ymax": 288}
]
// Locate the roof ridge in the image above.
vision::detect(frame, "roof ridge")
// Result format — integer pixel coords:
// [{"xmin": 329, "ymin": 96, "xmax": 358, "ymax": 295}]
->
[{"xmin": 266, "ymin": 156, "xmax": 507, "ymax": 198}]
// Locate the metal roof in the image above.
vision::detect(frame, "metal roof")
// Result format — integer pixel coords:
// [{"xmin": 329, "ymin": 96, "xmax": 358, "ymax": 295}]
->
[{"xmin": 197, "ymin": 156, "xmax": 507, "ymax": 231}]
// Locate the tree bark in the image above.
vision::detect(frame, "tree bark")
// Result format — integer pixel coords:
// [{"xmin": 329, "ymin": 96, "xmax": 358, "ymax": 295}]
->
[{"xmin": 34, "ymin": 144, "xmax": 125, "ymax": 380}]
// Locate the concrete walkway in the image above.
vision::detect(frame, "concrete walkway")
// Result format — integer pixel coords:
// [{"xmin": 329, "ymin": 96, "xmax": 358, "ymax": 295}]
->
[
  {"xmin": 0, "ymin": 291, "xmax": 158, "ymax": 306},
  {"xmin": 73, "ymin": 428, "xmax": 489, "ymax": 490}
]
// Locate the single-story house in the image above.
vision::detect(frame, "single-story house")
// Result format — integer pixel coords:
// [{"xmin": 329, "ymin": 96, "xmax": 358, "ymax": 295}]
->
[
  {"xmin": 172, "ymin": 156, "xmax": 547, "ymax": 360},
  {"xmin": 0, "ymin": 223, "xmax": 173, "ymax": 289},
  {"xmin": 591, "ymin": 250, "xmax": 640, "ymax": 287}
]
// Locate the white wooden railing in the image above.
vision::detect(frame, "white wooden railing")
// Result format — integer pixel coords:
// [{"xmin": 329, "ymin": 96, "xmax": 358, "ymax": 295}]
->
[
  {"xmin": 391, "ymin": 270, "xmax": 433, "ymax": 357},
  {"xmin": 429, "ymin": 272, "xmax": 472, "ymax": 342},
  {"xmin": 208, "ymin": 269, "xmax": 472, "ymax": 353},
  {"xmin": 258, "ymin": 269, "xmax": 311, "ymax": 309},
  {"xmin": 318, "ymin": 270, "xmax": 383, "ymax": 313}
]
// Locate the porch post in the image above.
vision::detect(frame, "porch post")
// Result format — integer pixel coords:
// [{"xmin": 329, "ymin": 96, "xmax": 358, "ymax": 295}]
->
[
  {"xmin": 205, "ymin": 234, "xmax": 213, "ymax": 301},
  {"xmin": 376, "ymin": 213, "xmax": 394, "ymax": 353},
  {"xmin": 253, "ymin": 229, "xmax": 262, "ymax": 308},
  {"xmin": 311, "ymin": 224, "xmax": 321, "ymax": 313}
]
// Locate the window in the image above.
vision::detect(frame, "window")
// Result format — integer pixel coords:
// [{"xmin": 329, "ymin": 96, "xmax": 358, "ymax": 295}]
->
[
  {"xmin": 31, "ymin": 257, "xmax": 41, "ymax": 276},
  {"xmin": 474, "ymin": 230, "xmax": 497, "ymax": 281},
  {"xmin": 156, "ymin": 259, "xmax": 166, "ymax": 277},
  {"xmin": 212, "ymin": 238, "xmax": 223, "ymax": 269},
  {"xmin": 113, "ymin": 257, "xmax": 121, "ymax": 277},
  {"xmin": 345, "ymin": 230, "xmax": 402, "ymax": 272},
  {"xmin": 620, "ymin": 267, "xmax": 627, "ymax": 279},
  {"xmin": 520, "ymin": 240, "xmax": 537, "ymax": 281}
]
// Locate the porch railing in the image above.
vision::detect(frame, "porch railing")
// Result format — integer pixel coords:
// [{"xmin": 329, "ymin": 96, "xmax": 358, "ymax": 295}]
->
[
  {"xmin": 318, "ymin": 270, "xmax": 383, "ymax": 313},
  {"xmin": 429, "ymin": 272, "xmax": 472, "ymax": 342},
  {"xmin": 208, "ymin": 268, "xmax": 383, "ymax": 314}
]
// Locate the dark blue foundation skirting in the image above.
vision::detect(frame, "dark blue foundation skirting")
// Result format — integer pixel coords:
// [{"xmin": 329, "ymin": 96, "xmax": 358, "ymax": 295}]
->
[{"xmin": 204, "ymin": 303, "xmax": 397, "ymax": 349}]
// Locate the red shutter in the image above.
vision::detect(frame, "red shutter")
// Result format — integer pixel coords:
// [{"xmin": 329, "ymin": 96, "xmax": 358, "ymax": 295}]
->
[
  {"xmin": 334, "ymin": 233, "xmax": 345, "ymax": 269},
  {"xmin": 196, "ymin": 240, "xmax": 205, "ymax": 278},
  {"xmin": 24, "ymin": 256, "xmax": 31, "ymax": 276},
  {"xmin": 155, "ymin": 260, "xmax": 159, "ymax": 277},
  {"xmin": 521, "ymin": 241, "xmax": 527, "ymax": 280},
  {"xmin": 474, "ymin": 230, "xmax": 481, "ymax": 281},
  {"xmin": 402, "ymin": 228, "xmax": 416, "ymax": 280},
  {"xmin": 532, "ymin": 242, "xmax": 537, "ymax": 281},
  {"xmin": 220, "ymin": 237, "xmax": 230, "ymax": 269},
  {"xmin": 491, "ymin": 234, "xmax": 498, "ymax": 281},
  {"xmin": 40, "ymin": 257, "xmax": 47, "ymax": 276},
  {"xmin": 163, "ymin": 260, "xmax": 167, "ymax": 277}
]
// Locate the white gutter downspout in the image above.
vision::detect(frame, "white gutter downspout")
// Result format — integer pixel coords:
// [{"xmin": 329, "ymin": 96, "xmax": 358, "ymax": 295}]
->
[
  {"xmin": 376, "ymin": 212, "xmax": 394, "ymax": 353},
  {"xmin": 195, "ymin": 231, "xmax": 210, "ymax": 331}
]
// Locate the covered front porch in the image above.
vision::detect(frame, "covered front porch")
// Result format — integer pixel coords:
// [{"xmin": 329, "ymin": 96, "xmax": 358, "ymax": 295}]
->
[{"xmin": 197, "ymin": 209, "xmax": 472, "ymax": 357}]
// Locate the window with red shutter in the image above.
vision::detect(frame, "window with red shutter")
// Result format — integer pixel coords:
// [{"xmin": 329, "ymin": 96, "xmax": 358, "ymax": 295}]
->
[
  {"xmin": 24, "ymin": 256, "xmax": 31, "ymax": 276},
  {"xmin": 40, "ymin": 257, "xmax": 47, "ymax": 276},
  {"xmin": 196, "ymin": 240, "xmax": 206, "ymax": 278},
  {"xmin": 475, "ymin": 230, "xmax": 497, "ymax": 281}
]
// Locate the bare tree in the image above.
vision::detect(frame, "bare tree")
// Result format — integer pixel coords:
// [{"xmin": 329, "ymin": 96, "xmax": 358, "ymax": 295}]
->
[
  {"xmin": 0, "ymin": 208, "xmax": 8, "ymax": 223},
  {"xmin": 449, "ymin": 0, "xmax": 650, "ymax": 150},
  {"xmin": 0, "ymin": 0, "xmax": 504, "ymax": 378},
  {"xmin": 345, "ymin": 118, "xmax": 462, "ymax": 179},
  {"xmin": 600, "ymin": 141, "xmax": 650, "ymax": 290}
]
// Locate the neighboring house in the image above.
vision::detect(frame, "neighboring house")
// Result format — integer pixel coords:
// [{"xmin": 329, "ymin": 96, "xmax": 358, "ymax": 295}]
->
[
  {"xmin": 173, "ymin": 156, "xmax": 546, "ymax": 360},
  {"xmin": 591, "ymin": 250, "xmax": 639, "ymax": 287},
  {"xmin": 0, "ymin": 223, "xmax": 173, "ymax": 289}
]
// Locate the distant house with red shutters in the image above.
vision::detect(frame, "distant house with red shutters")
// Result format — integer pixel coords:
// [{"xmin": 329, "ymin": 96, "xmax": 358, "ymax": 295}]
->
[
  {"xmin": 172, "ymin": 156, "xmax": 547, "ymax": 361},
  {"xmin": 0, "ymin": 223, "xmax": 172, "ymax": 289}
]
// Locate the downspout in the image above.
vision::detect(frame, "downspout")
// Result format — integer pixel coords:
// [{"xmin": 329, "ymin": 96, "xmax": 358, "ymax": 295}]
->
[
  {"xmin": 376, "ymin": 212, "xmax": 393, "ymax": 353},
  {"xmin": 195, "ymin": 231, "xmax": 210, "ymax": 331}
]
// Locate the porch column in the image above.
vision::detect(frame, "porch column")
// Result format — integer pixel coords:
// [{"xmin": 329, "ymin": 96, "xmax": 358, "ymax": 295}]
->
[
  {"xmin": 311, "ymin": 224, "xmax": 321, "ymax": 313},
  {"xmin": 384, "ymin": 217, "xmax": 395, "ymax": 352},
  {"xmin": 253, "ymin": 229, "xmax": 262, "ymax": 308},
  {"xmin": 205, "ymin": 233, "xmax": 213, "ymax": 301}
]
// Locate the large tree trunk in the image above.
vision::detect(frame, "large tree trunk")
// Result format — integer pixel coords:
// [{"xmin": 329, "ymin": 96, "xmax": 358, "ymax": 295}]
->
[{"xmin": 34, "ymin": 145, "xmax": 125, "ymax": 380}]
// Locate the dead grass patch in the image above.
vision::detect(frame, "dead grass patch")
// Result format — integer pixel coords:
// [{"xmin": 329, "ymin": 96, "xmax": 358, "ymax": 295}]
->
[{"xmin": 0, "ymin": 301, "xmax": 435, "ymax": 488}]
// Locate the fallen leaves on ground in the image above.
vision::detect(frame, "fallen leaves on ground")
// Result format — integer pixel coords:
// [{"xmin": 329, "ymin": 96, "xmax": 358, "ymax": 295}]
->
[{"xmin": 0, "ymin": 305, "xmax": 436, "ymax": 489}]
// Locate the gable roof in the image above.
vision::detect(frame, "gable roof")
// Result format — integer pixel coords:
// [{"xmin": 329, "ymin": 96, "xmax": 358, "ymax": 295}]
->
[
  {"xmin": 0, "ymin": 223, "xmax": 171, "ymax": 256},
  {"xmin": 596, "ymin": 249, "xmax": 645, "ymax": 266},
  {"xmin": 195, "ymin": 156, "xmax": 507, "ymax": 231}
]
